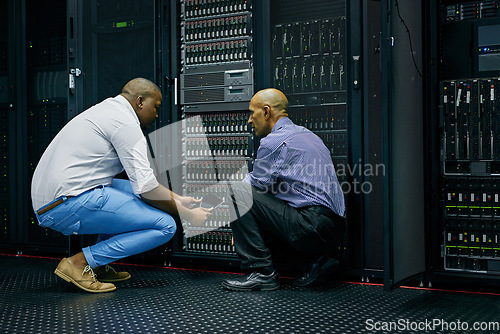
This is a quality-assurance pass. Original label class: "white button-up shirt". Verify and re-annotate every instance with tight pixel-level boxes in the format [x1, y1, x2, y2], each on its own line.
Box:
[31, 95, 159, 210]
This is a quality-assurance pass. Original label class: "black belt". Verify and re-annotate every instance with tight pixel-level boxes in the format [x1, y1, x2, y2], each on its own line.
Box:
[302, 205, 339, 219]
[313, 206, 338, 218]
[36, 196, 73, 215]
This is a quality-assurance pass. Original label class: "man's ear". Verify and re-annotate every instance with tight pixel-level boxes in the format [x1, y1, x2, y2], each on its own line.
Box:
[263, 105, 270, 119]
[136, 95, 144, 109]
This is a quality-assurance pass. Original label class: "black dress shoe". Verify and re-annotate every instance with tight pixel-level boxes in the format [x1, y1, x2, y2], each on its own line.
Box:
[293, 256, 339, 287]
[222, 271, 280, 291]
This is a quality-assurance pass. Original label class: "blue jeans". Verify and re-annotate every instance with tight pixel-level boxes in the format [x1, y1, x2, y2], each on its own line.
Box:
[34, 179, 177, 268]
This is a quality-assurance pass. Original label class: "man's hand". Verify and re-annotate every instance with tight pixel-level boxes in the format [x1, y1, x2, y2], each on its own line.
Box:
[141, 185, 211, 226]
[176, 196, 202, 209]
[185, 207, 213, 226]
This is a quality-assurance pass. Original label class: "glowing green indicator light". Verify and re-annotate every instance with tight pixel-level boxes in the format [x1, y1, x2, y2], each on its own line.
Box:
[116, 21, 127, 28]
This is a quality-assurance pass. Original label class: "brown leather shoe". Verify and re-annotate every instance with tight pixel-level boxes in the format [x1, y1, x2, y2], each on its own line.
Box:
[54, 258, 116, 293]
[94, 265, 131, 282]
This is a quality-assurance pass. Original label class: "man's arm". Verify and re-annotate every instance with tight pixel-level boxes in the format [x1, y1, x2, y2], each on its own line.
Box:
[140, 184, 210, 226]
[244, 144, 287, 190]
[110, 122, 210, 225]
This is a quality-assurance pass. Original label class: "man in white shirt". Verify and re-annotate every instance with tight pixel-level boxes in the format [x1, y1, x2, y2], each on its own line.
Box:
[31, 78, 211, 293]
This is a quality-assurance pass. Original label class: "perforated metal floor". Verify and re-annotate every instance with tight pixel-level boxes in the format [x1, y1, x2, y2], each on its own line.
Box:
[0, 255, 499, 333]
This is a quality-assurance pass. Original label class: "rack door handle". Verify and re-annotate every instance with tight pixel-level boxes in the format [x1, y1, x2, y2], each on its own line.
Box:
[353, 55, 360, 90]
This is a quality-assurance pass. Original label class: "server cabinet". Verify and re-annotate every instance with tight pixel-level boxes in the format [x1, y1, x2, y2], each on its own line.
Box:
[79, 0, 158, 110]
[168, 0, 255, 267]
[74, 0, 165, 264]
[267, 0, 358, 269]
[20, 0, 70, 254]
[427, 0, 500, 282]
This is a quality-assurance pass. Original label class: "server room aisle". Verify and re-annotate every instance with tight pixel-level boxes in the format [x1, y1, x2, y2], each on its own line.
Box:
[0, 255, 498, 333]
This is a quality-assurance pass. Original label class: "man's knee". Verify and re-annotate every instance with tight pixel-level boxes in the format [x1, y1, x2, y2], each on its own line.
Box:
[228, 182, 256, 207]
[226, 182, 255, 222]
[156, 214, 177, 240]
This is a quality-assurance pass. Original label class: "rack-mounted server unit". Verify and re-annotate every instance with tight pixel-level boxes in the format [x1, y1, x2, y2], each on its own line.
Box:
[437, 0, 500, 276]
[271, 16, 348, 183]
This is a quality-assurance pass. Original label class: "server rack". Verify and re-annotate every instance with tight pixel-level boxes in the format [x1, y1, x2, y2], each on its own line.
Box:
[269, 0, 351, 265]
[171, 0, 255, 265]
[270, 5, 348, 178]
[361, 0, 384, 275]
[75, 0, 165, 264]
[432, 0, 500, 278]
[80, 0, 157, 110]
[21, 0, 70, 254]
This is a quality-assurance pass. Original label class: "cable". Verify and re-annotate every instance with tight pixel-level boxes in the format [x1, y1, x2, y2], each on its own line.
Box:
[394, 0, 423, 78]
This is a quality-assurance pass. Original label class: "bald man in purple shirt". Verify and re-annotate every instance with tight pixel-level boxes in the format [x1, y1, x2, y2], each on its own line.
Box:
[222, 88, 346, 291]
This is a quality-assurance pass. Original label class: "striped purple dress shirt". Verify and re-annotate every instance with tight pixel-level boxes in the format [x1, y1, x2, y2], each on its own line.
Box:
[243, 117, 345, 217]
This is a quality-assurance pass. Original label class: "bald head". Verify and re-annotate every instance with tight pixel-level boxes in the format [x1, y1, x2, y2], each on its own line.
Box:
[251, 88, 289, 119]
[248, 88, 289, 137]
[121, 78, 161, 102]
[120, 78, 162, 130]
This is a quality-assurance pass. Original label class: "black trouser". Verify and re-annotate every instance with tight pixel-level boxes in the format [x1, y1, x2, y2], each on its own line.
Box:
[228, 182, 345, 271]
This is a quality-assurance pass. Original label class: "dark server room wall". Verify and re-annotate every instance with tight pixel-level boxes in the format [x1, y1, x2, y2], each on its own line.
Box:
[438, 0, 500, 274]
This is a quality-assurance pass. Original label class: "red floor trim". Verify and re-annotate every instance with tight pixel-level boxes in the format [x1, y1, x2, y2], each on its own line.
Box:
[0, 253, 244, 276]
[0, 253, 60, 260]
[399, 285, 500, 297]
[2, 253, 500, 295]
